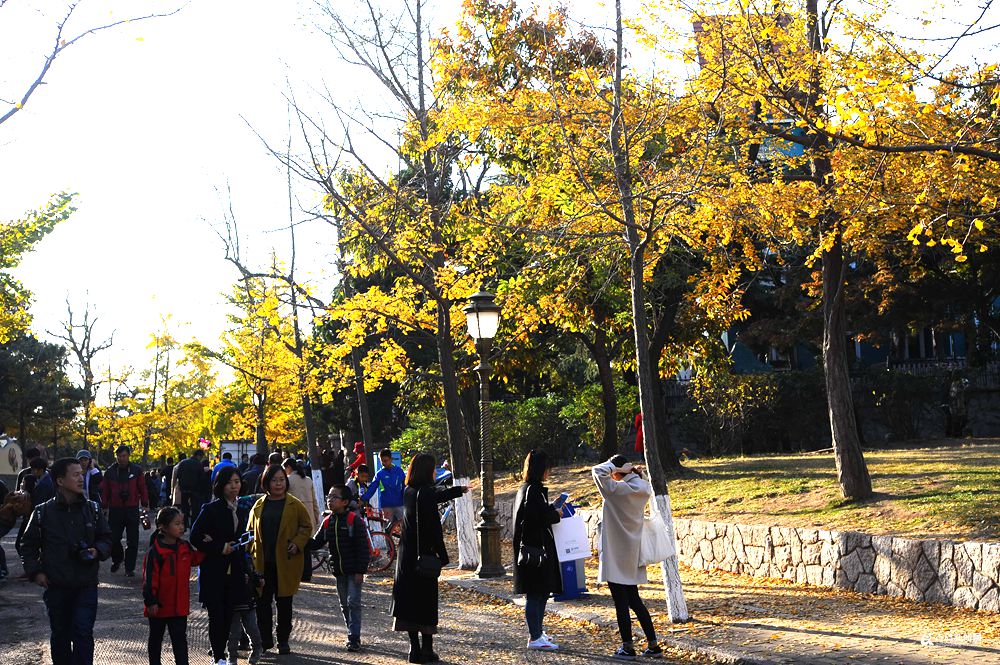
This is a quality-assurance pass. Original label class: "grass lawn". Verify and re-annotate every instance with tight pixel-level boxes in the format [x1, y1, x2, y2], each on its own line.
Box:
[493, 438, 1000, 541]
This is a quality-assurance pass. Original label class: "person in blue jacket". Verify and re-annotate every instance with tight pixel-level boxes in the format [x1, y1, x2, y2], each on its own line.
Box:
[360, 449, 406, 524]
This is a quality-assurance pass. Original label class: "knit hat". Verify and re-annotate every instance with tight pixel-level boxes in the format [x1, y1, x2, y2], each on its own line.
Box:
[75, 450, 92, 460]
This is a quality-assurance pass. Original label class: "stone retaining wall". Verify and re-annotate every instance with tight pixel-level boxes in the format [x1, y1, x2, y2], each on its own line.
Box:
[451, 502, 999, 614]
[673, 518, 1000, 613]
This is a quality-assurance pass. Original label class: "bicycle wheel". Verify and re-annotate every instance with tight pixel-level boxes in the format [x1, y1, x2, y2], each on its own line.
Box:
[367, 519, 395, 574]
[311, 548, 329, 572]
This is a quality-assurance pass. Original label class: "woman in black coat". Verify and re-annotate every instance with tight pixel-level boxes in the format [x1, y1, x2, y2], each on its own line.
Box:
[390, 453, 468, 663]
[512, 449, 563, 650]
[190, 466, 246, 665]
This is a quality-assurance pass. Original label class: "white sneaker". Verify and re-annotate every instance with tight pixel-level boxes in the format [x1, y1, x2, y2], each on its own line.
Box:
[543, 632, 556, 643]
[542, 635, 559, 649]
[527, 636, 558, 650]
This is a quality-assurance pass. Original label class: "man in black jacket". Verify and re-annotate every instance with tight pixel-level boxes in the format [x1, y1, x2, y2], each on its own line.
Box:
[21, 457, 112, 665]
[172, 448, 205, 526]
[309, 485, 370, 652]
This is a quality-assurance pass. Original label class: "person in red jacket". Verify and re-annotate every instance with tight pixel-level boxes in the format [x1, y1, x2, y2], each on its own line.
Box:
[143, 506, 205, 665]
[347, 442, 367, 478]
[102, 445, 150, 576]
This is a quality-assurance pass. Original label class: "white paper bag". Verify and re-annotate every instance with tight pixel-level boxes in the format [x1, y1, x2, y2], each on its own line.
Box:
[551, 513, 590, 562]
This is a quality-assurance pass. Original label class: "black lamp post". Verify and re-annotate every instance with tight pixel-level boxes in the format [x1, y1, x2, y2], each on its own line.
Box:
[464, 291, 505, 578]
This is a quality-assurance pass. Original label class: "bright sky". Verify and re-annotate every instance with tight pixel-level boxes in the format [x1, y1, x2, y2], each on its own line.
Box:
[1, 0, 996, 385]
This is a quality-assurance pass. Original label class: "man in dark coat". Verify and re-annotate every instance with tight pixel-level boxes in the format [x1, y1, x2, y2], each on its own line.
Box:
[240, 454, 267, 495]
[102, 445, 149, 576]
[173, 449, 206, 526]
[21, 457, 113, 665]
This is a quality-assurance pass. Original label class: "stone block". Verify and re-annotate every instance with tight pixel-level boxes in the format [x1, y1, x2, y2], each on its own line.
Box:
[912, 554, 938, 593]
[921, 540, 941, 569]
[982, 543, 1000, 583]
[891, 537, 922, 567]
[973, 571, 993, 599]
[884, 580, 905, 598]
[795, 563, 807, 584]
[732, 527, 747, 561]
[904, 580, 923, 602]
[856, 546, 876, 574]
[822, 566, 835, 586]
[712, 536, 726, 562]
[855, 573, 878, 594]
[953, 586, 978, 610]
[964, 541, 984, 572]
[978, 587, 999, 613]
[790, 541, 802, 566]
[746, 525, 769, 548]
[874, 553, 893, 587]
[871, 535, 893, 559]
[954, 545, 975, 587]
[838, 549, 864, 585]
[924, 581, 948, 605]
[770, 527, 785, 547]
[691, 551, 704, 569]
[705, 521, 718, 540]
[806, 564, 825, 586]
[773, 545, 792, 572]
[746, 545, 765, 570]
[802, 541, 823, 565]
[841, 530, 871, 555]
[800, 528, 819, 545]
[939, 557, 958, 597]
[699, 539, 713, 562]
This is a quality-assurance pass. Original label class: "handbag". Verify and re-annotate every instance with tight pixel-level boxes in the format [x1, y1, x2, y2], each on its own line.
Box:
[516, 485, 547, 568]
[638, 514, 675, 566]
[414, 487, 443, 579]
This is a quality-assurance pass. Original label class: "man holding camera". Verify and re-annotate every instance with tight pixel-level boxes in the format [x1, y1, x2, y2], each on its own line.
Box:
[21, 457, 112, 665]
[101, 445, 149, 576]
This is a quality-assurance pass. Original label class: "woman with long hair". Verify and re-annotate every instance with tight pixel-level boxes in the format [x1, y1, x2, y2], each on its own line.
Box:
[190, 466, 245, 665]
[512, 449, 564, 650]
[390, 453, 469, 663]
[247, 464, 313, 655]
[592, 455, 663, 660]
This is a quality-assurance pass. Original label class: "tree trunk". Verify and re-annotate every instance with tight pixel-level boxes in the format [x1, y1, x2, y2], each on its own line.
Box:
[349, 347, 375, 469]
[255, 390, 268, 455]
[436, 304, 479, 570]
[611, 0, 687, 621]
[591, 331, 620, 459]
[648, 304, 682, 472]
[806, 0, 872, 501]
[822, 233, 873, 499]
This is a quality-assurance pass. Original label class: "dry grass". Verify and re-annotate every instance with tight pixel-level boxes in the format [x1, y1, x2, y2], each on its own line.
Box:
[491, 439, 1000, 540]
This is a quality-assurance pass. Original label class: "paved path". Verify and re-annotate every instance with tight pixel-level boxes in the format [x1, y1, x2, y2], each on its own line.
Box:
[0, 531, 695, 664]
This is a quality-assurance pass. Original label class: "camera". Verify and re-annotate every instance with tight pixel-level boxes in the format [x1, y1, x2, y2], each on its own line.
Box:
[74, 540, 96, 562]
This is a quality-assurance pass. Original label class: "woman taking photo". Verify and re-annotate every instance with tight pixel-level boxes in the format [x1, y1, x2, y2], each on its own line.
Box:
[390, 453, 469, 663]
[247, 464, 313, 655]
[512, 449, 564, 651]
[282, 458, 318, 532]
[592, 455, 663, 661]
[190, 466, 245, 665]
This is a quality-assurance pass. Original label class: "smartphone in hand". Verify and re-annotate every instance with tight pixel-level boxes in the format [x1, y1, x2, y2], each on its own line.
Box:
[553, 492, 569, 508]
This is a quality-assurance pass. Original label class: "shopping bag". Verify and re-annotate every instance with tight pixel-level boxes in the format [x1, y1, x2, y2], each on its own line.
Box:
[638, 515, 675, 566]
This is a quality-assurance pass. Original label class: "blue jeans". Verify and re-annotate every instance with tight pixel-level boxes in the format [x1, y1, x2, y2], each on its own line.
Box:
[524, 592, 548, 641]
[44, 584, 98, 665]
[335, 574, 364, 642]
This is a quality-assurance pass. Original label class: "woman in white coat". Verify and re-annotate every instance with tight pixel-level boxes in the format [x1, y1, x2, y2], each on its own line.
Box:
[593, 455, 662, 661]
[282, 459, 318, 531]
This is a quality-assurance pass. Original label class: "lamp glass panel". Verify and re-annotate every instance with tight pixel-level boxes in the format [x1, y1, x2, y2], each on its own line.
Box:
[476, 309, 500, 339]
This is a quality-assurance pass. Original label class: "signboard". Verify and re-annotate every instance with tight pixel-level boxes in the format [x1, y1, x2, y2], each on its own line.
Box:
[311, 469, 325, 522]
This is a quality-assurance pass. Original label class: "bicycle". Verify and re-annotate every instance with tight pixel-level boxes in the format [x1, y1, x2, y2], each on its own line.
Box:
[310, 507, 401, 575]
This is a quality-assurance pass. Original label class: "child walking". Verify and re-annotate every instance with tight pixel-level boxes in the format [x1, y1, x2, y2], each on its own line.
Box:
[143, 506, 205, 665]
[309, 485, 371, 652]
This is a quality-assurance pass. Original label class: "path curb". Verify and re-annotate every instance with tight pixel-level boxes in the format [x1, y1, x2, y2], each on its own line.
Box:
[442, 575, 779, 665]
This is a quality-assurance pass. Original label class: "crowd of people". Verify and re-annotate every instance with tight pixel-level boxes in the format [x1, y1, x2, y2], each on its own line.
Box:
[0, 441, 666, 665]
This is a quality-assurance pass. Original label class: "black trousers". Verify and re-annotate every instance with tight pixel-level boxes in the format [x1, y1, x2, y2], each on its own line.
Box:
[148, 616, 188, 665]
[205, 601, 235, 661]
[178, 491, 202, 527]
[108, 507, 140, 573]
[256, 561, 293, 648]
[607, 582, 657, 646]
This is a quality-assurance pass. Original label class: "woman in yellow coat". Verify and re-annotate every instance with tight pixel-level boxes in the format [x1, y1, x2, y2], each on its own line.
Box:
[247, 464, 313, 655]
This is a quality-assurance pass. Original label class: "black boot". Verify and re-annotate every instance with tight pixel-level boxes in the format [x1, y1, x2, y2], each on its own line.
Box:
[408, 632, 424, 663]
[421, 634, 439, 663]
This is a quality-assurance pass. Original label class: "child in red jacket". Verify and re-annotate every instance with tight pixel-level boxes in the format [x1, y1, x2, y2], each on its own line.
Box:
[143, 506, 205, 665]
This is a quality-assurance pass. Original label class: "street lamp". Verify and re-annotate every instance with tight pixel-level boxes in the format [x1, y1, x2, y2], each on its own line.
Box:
[464, 291, 505, 578]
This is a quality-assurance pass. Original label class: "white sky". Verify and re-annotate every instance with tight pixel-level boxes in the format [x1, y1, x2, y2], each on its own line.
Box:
[1, 0, 996, 385]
